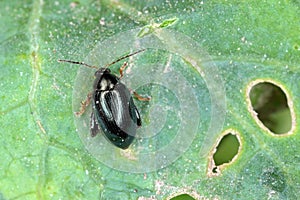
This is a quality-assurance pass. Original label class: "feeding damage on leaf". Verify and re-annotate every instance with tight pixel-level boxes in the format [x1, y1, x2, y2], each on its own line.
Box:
[246, 79, 296, 136]
[207, 129, 242, 177]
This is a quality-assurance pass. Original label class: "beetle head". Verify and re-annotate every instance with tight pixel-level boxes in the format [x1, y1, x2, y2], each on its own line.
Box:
[93, 68, 118, 90]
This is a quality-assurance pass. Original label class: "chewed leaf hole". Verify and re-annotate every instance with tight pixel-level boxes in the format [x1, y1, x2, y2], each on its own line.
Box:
[169, 194, 195, 200]
[207, 130, 241, 177]
[247, 80, 294, 135]
[213, 133, 240, 166]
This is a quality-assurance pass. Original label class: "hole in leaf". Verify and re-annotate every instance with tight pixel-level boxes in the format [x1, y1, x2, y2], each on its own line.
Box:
[212, 167, 218, 173]
[249, 81, 292, 134]
[213, 133, 240, 166]
[207, 130, 241, 177]
[169, 194, 195, 200]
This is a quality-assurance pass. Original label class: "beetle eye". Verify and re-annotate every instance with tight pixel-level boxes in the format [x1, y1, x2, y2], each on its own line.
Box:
[94, 71, 100, 76]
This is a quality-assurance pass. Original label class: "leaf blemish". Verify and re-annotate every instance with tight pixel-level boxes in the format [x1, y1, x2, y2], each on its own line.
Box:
[137, 17, 178, 37]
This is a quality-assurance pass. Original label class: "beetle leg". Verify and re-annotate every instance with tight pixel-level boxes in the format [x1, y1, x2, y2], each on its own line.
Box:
[133, 91, 151, 101]
[90, 112, 100, 137]
[75, 92, 92, 116]
[119, 62, 128, 79]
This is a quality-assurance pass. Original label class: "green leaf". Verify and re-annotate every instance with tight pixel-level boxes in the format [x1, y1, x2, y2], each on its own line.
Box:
[1, 0, 299, 199]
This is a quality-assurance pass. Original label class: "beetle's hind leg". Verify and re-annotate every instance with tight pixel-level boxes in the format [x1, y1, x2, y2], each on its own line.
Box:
[75, 92, 92, 116]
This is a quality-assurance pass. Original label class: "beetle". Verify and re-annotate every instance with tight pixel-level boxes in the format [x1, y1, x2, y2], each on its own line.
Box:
[58, 49, 150, 149]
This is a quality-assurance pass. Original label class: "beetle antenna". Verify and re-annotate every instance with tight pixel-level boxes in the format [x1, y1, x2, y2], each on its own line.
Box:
[57, 59, 98, 69]
[104, 49, 146, 68]
[58, 49, 146, 69]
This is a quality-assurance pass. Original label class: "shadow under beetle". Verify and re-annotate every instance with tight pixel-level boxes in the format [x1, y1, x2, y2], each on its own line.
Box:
[58, 49, 150, 149]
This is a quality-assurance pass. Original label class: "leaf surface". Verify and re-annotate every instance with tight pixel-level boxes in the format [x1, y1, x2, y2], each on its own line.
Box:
[0, 0, 299, 199]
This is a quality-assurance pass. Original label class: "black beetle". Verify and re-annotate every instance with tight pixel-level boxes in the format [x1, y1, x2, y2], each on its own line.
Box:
[58, 49, 149, 149]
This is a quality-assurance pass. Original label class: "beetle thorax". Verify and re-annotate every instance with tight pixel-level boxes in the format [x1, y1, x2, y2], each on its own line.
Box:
[99, 78, 115, 90]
